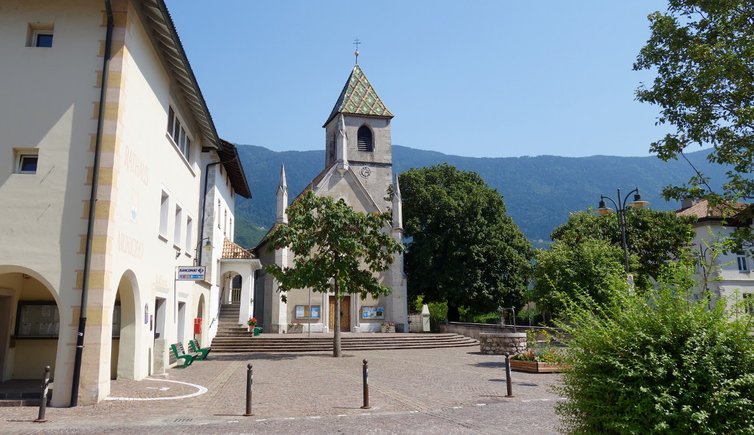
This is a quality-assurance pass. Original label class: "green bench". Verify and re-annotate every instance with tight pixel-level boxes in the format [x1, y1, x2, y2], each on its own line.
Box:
[188, 339, 211, 360]
[170, 342, 200, 368]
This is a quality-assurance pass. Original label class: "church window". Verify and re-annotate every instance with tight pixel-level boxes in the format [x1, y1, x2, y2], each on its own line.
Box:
[357, 125, 373, 152]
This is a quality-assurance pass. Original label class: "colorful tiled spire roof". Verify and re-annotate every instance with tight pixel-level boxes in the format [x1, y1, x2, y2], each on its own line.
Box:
[324, 64, 393, 126]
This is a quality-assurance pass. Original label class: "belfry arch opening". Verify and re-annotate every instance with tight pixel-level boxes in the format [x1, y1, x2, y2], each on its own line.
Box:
[357, 125, 373, 152]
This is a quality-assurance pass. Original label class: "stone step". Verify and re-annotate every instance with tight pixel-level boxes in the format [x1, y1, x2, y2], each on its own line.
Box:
[209, 333, 478, 353]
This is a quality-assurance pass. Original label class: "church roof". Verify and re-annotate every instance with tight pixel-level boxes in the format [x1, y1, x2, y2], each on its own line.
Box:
[323, 64, 393, 127]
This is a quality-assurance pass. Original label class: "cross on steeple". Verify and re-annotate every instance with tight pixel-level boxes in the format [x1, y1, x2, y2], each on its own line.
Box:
[353, 38, 361, 64]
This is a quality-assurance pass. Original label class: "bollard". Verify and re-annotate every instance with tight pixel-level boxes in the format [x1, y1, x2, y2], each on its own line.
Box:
[360, 359, 370, 409]
[35, 365, 51, 423]
[504, 353, 513, 398]
[244, 363, 253, 416]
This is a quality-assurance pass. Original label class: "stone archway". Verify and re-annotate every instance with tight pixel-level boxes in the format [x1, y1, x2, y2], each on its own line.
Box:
[111, 271, 140, 380]
[0, 266, 61, 384]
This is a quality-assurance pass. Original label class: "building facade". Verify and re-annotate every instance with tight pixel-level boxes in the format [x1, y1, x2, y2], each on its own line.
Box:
[677, 199, 754, 313]
[0, 0, 253, 406]
[254, 63, 408, 334]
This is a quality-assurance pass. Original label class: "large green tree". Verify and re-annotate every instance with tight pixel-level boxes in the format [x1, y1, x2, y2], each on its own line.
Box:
[551, 208, 695, 288]
[635, 0, 754, 250]
[265, 191, 403, 357]
[532, 239, 627, 323]
[400, 164, 532, 321]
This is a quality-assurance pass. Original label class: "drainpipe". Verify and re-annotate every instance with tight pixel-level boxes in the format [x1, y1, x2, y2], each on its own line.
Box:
[71, 0, 113, 407]
[197, 158, 238, 266]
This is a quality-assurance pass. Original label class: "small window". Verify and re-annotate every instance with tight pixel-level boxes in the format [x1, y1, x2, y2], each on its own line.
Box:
[357, 125, 373, 152]
[217, 200, 221, 229]
[174, 205, 183, 246]
[16, 152, 39, 174]
[737, 254, 749, 272]
[159, 191, 169, 239]
[27, 23, 54, 48]
[167, 105, 191, 160]
[223, 209, 228, 237]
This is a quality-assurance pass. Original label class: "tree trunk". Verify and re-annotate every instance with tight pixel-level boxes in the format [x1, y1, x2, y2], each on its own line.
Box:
[447, 303, 460, 322]
[333, 281, 342, 357]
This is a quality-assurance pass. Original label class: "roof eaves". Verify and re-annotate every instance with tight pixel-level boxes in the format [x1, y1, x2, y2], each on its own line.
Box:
[141, 0, 220, 150]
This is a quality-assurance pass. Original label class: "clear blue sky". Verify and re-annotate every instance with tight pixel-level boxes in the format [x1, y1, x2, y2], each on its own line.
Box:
[166, 0, 669, 158]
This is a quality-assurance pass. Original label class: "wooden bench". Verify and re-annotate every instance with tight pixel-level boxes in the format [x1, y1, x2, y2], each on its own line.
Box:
[170, 343, 199, 368]
[188, 339, 211, 360]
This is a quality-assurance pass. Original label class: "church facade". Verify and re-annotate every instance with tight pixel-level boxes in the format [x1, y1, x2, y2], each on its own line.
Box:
[254, 63, 408, 333]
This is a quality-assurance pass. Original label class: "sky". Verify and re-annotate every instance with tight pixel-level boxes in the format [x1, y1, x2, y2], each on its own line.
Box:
[165, 0, 670, 158]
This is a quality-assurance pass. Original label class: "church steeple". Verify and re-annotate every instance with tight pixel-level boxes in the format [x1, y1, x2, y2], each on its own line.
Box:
[392, 177, 403, 231]
[323, 64, 393, 128]
[276, 165, 288, 224]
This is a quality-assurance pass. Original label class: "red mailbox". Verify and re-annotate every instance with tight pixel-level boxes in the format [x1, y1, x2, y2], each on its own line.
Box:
[193, 317, 202, 334]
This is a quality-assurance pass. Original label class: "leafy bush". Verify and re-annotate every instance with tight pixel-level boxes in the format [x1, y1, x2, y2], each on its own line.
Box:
[556, 264, 754, 434]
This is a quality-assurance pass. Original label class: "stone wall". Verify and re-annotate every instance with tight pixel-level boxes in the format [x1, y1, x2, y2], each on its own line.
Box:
[479, 333, 527, 355]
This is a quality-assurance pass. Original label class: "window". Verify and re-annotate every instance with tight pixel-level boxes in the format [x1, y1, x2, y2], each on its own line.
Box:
[174, 205, 183, 246]
[15, 150, 38, 174]
[737, 254, 749, 272]
[185, 216, 193, 253]
[744, 294, 754, 315]
[217, 200, 221, 228]
[229, 218, 233, 240]
[223, 209, 228, 237]
[357, 125, 373, 152]
[159, 190, 169, 239]
[27, 23, 53, 47]
[167, 106, 191, 160]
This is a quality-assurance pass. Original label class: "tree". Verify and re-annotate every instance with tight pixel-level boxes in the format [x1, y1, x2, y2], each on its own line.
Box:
[556, 263, 754, 433]
[551, 208, 695, 288]
[265, 191, 403, 357]
[532, 239, 627, 322]
[400, 164, 532, 321]
[634, 0, 754, 251]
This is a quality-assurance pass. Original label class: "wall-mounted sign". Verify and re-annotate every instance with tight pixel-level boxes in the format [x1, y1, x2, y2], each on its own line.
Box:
[361, 306, 385, 320]
[295, 305, 321, 320]
[176, 266, 206, 281]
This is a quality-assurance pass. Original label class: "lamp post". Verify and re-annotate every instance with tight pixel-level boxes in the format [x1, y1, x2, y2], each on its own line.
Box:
[597, 188, 648, 273]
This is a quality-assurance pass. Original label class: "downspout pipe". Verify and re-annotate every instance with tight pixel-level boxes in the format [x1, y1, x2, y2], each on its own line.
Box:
[71, 0, 113, 407]
[197, 157, 239, 266]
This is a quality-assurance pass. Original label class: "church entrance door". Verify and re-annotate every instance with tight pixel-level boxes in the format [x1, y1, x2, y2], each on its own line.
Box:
[328, 295, 351, 332]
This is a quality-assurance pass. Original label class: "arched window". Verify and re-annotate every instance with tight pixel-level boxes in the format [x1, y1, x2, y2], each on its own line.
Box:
[357, 125, 373, 152]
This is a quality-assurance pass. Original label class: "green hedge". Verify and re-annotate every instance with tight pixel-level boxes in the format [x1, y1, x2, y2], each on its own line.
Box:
[557, 264, 754, 434]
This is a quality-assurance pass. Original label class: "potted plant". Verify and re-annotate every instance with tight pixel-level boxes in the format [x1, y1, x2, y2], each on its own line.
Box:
[247, 316, 257, 333]
[510, 330, 567, 373]
[381, 322, 395, 333]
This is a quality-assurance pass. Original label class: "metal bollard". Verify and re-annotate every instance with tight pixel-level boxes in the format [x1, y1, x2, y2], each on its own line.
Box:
[360, 359, 370, 409]
[35, 365, 51, 423]
[504, 353, 513, 398]
[244, 363, 253, 416]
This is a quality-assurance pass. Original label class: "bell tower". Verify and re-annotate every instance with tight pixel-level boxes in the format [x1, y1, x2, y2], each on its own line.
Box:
[323, 63, 394, 211]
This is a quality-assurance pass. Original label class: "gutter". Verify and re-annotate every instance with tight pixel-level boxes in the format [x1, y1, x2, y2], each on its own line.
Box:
[71, 0, 113, 407]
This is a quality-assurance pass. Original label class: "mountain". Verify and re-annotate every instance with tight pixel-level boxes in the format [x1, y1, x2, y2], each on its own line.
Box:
[234, 144, 725, 248]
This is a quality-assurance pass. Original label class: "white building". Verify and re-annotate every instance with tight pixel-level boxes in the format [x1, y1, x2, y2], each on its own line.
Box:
[0, 0, 255, 406]
[677, 199, 754, 313]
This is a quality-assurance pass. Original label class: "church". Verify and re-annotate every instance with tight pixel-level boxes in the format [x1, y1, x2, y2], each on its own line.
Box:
[254, 60, 408, 334]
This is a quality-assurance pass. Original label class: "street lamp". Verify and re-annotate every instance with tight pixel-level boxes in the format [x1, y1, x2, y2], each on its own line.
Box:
[597, 187, 648, 273]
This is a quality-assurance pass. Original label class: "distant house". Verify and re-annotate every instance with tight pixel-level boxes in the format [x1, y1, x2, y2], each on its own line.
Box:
[677, 199, 754, 313]
[0, 0, 255, 406]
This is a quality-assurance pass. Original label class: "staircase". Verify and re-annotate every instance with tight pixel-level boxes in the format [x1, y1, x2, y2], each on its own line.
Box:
[211, 305, 479, 352]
